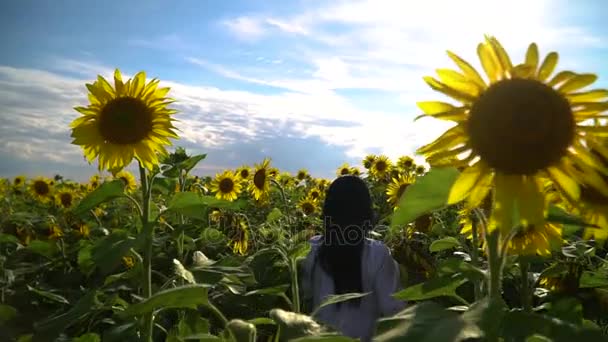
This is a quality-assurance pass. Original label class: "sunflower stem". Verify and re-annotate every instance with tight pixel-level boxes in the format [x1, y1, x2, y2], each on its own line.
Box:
[520, 258, 532, 312]
[139, 165, 154, 342]
[470, 212, 482, 300]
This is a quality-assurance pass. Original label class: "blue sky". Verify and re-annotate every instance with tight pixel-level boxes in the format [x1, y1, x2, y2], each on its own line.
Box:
[1, 0, 607, 180]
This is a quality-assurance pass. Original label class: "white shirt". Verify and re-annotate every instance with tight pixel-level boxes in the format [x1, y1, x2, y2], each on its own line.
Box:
[300, 235, 406, 341]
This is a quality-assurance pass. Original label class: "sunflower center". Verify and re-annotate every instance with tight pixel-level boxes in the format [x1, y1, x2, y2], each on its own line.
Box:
[98, 97, 154, 145]
[219, 178, 234, 193]
[340, 168, 350, 175]
[376, 161, 388, 172]
[302, 202, 315, 215]
[467, 78, 574, 174]
[60, 193, 73, 207]
[404, 160, 413, 168]
[297, 172, 306, 180]
[15, 178, 22, 185]
[310, 191, 320, 199]
[240, 169, 249, 178]
[253, 169, 266, 189]
[33, 180, 50, 195]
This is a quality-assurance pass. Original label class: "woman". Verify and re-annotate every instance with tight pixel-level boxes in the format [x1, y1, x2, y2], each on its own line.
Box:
[300, 175, 406, 341]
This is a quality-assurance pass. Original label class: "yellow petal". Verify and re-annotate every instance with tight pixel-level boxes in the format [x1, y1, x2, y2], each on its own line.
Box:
[493, 174, 521, 234]
[114, 69, 124, 95]
[467, 165, 494, 208]
[426, 145, 470, 164]
[97, 75, 115, 98]
[131, 71, 147, 97]
[477, 42, 500, 83]
[525, 43, 539, 71]
[547, 71, 576, 87]
[417, 101, 456, 114]
[537, 52, 558, 81]
[446, 51, 487, 89]
[546, 165, 580, 203]
[417, 126, 466, 155]
[558, 73, 598, 93]
[448, 161, 486, 205]
[517, 176, 545, 226]
[566, 89, 608, 103]
[487, 36, 513, 74]
[436, 69, 482, 97]
[511, 64, 534, 79]
[423, 76, 477, 104]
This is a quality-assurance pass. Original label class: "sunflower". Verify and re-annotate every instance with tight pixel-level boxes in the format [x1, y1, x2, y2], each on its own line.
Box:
[48, 224, 64, 239]
[73, 223, 90, 238]
[122, 256, 136, 269]
[13, 175, 26, 187]
[29, 177, 53, 203]
[397, 156, 415, 171]
[249, 158, 271, 200]
[363, 155, 377, 169]
[70, 69, 179, 172]
[386, 174, 415, 208]
[269, 168, 280, 178]
[296, 169, 309, 182]
[458, 207, 484, 241]
[277, 172, 293, 188]
[308, 187, 322, 201]
[237, 166, 251, 180]
[416, 36, 608, 237]
[55, 190, 77, 209]
[209, 209, 222, 224]
[371, 155, 392, 179]
[229, 216, 249, 255]
[298, 196, 319, 216]
[88, 175, 101, 192]
[336, 163, 351, 177]
[507, 223, 563, 256]
[350, 167, 361, 176]
[415, 165, 426, 175]
[114, 170, 138, 192]
[317, 179, 329, 192]
[210, 171, 242, 201]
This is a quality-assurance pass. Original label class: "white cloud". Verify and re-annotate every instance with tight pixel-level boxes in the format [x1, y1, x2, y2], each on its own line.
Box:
[224, 16, 267, 41]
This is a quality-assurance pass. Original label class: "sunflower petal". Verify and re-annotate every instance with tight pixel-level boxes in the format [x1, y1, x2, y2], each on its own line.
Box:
[558, 73, 598, 93]
[547, 71, 576, 87]
[537, 52, 558, 81]
[131, 71, 147, 97]
[518, 177, 545, 226]
[492, 174, 521, 234]
[446, 51, 487, 89]
[525, 43, 539, 71]
[468, 167, 494, 208]
[487, 36, 513, 74]
[417, 126, 466, 155]
[436, 69, 482, 97]
[477, 42, 500, 83]
[546, 165, 580, 203]
[417, 101, 456, 114]
[114, 69, 124, 95]
[567, 89, 608, 103]
[447, 161, 486, 205]
[512, 64, 534, 79]
[423, 76, 477, 103]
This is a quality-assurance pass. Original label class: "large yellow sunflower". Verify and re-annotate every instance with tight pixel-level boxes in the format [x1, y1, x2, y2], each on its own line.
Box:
[29, 177, 54, 203]
[55, 190, 77, 209]
[371, 155, 392, 179]
[114, 170, 138, 192]
[249, 158, 271, 200]
[70, 69, 179, 172]
[298, 196, 320, 216]
[386, 174, 416, 208]
[416, 36, 608, 236]
[363, 155, 377, 169]
[210, 171, 242, 202]
[336, 163, 351, 177]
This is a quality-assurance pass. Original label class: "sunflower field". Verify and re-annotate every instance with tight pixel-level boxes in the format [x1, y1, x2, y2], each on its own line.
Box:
[2, 36, 608, 342]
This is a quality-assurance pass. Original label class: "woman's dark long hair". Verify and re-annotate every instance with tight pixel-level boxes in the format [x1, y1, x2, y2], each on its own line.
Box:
[317, 175, 373, 304]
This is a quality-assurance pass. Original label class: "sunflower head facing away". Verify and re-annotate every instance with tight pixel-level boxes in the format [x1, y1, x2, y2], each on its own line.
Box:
[29, 177, 54, 203]
[210, 170, 242, 202]
[114, 170, 138, 192]
[70, 69, 179, 172]
[416, 35, 608, 234]
[249, 158, 271, 200]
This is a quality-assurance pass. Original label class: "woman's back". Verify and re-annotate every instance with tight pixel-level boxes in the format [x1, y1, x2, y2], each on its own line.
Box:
[301, 235, 405, 341]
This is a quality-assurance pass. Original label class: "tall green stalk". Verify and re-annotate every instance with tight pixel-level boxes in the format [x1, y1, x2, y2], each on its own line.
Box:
[139, 165, 154, 342]
[520, 259, 532, 312]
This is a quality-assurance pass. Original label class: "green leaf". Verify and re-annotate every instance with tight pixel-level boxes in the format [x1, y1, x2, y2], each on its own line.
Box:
[167, 192, 240, 220]
[393, 274, 468, 303]
[177, 311, 210, 337]
[502, 310, 608, 341]
[291, 336, 356, 342]
[311, 293, 370, 317]
[181, 154, 207, 173]
[120, 285, 209, 317]
[247, 317, 277, 325]
[227, 319, 257, 342]
[547, 297, 583, 325]
[245, 285, 289, 296]
[72, 333, 101, 342]
[0, 304, 17, 323]
[429, 237, 461, 252]
[27, 286, 69, 304]
[26, 240, 58, 259]
[77, 243, 95, 275]
[546, 205, 597, 228]
[374, 301, 482, 342]
[267, 208, 283, 223]
[91, 230, 141, 275]
[0, 233, 20, 244]
[180, 333, 222, 341]
[579, 271, 608, 288]
[33, 290, 98, 341]
[288, 241, 311, 261]
[73, 180, 125, 216]
[391, 167, 460, 228]
[436, 258, 485, 283]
